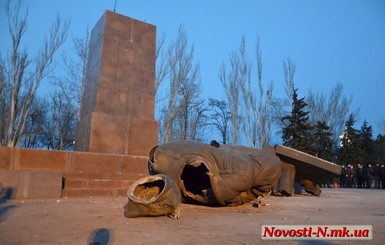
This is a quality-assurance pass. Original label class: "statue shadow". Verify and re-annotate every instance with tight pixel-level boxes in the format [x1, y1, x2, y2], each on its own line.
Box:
[371, 212, 385, 218]
[0, 184, 16, 222]
[88, 228, 114, 245]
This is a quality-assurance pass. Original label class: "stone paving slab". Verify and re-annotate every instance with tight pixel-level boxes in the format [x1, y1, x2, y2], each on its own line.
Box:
[0, 188, 384, 244]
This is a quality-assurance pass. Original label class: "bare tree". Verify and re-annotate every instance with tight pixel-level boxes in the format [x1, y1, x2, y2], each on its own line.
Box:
[236, 37, 255, 147]
[18, 29, 89, 150]
[158, 25, 202, 143]
[0, 62, 6, 144]
[208, 98, 230, 144]
[42, 90, 77, 150]
[0, 0, 69, 147]
[159, 25, 189, 143]
[269, 57, 296, 142]
[306, 83, 353, 147]
[219, 51, 241, 145]
[42, 30, 90, 150]
[283, 57, 296, 106]
[155, 32, 168, 97]
[187, 100, 208, 141]
[269, 96, 289, 144]
[63, 29, 89, 109]
[220, 36, 273, 148]
[54, 28, 90, 117]
[19, 96, 47, 148]
[253, 37, 273, 147]
[174, 78, 207, 141]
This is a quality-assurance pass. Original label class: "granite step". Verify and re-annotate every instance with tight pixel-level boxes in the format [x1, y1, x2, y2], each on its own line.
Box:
[61, 172, 146, 197]
[63, 172, 147, 181]
[61, 188, 127, 197]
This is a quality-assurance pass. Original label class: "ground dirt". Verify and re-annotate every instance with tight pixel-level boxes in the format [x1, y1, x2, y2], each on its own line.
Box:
[0, 188, 384, 245]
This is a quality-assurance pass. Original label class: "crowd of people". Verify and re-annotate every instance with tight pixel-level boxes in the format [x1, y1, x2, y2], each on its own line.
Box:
[340, 163, 385, 189]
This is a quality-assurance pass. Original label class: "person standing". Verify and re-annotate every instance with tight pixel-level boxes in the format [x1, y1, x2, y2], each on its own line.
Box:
[346, 164, 354, 188]
[379, 164, 385, 190]
[355, 164, 363, 188]
[363, 164, 373, 189]
[340, 165, 346, 188]
[373, 164, 381, 189]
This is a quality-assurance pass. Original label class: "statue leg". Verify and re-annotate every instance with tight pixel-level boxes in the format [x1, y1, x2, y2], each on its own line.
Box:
[273, 163, 295, 196]
[299, 179, 322, 196]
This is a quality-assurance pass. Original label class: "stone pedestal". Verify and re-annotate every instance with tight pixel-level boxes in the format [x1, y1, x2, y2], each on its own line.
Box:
[0, 170, 63, 199]
[75, 11, 158, 155]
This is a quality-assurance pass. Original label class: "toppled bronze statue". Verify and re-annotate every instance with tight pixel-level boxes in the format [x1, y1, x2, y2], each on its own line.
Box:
[125, 174, 181, 219]
[126, 140, 341, 219]
[148, 141, 282, 206]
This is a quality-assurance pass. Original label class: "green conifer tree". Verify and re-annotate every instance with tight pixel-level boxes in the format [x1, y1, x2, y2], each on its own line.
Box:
[374, 134, 385, 163]
[338, 114, 361, 165]
[358, 120, 375, 164]
[281, 88, 315, 155]
[314, 121, 334, 162]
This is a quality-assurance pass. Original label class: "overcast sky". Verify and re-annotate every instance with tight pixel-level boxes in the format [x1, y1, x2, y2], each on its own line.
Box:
[1, 0, 384, 138]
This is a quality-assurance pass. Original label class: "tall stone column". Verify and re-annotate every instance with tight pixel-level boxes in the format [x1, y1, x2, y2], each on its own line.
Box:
[75, 10, 158, 155]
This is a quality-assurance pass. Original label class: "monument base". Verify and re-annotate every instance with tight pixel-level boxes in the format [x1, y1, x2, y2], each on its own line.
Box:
[0, 147, 149, 198]
[76, 112, 158, 155]
[0, 170, 62, 199]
